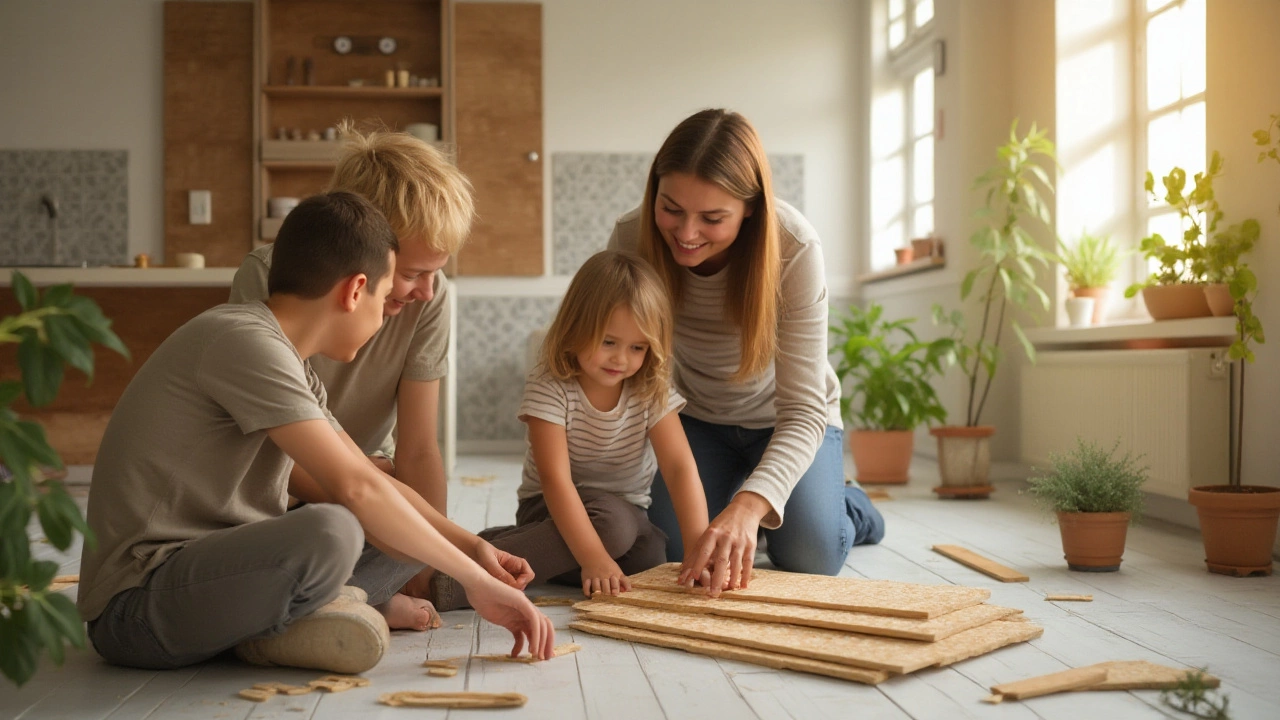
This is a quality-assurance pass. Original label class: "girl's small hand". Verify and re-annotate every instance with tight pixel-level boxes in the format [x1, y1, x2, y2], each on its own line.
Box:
[581, 559, 632, 598]
[474, 540, 536, 589]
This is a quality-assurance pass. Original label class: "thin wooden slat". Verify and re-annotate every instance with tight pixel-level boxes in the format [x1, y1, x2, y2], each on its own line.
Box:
[990, 666, 1110, 700]
[591, 588, 1022, 642]
[569, 620, 891, 685]
[1045, 594, 1093, 602]
[931, 544, 1030, 582]
[1085, 661, 1220, 691]
[574, 601, 1043, 675]
[628, 562, 990, 619]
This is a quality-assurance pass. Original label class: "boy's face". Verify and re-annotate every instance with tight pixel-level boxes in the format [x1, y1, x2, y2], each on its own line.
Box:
[333, 251, 396, 362]
[386, 242, 451, 316]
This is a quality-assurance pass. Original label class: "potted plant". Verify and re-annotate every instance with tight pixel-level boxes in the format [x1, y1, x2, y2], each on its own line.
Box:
[1187, 114, 1279, 577]
[930, 120, 1054, 498]
[1054, 231, 1123, 325]
[1203, 218, 1260, 316]
[830, 303, 955, 484]
[1026, 438, 1148, 572]
[1, 271, 128, 686]
[1123, 154, 1221, 319]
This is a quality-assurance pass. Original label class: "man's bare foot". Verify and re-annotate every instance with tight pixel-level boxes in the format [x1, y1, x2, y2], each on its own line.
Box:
[400, 567, 436, 600]
[379, 593, 441, 631]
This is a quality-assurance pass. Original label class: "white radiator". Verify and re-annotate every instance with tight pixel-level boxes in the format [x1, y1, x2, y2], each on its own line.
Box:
[1020, 348, 1231, 499]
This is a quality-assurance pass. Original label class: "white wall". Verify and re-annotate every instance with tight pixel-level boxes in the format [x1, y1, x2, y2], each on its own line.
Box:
[1207, 0, 1280, 493]
[1, 0, 865, 287]
[0, 0, 167, 260]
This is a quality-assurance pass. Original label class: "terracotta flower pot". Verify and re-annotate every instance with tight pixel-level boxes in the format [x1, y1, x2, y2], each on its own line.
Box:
[1056, 511, 1130, 572]
[849, 429, 914, 484]
[1141, 284, 1212, 320]
[910, 237, 936, 259]
[1188, 485, 1280, 577]
[1203, 283, 1234, 317]
[1071, 286, 1110, 325]
[894, 247, 914, 265]
[929, 426, 995, 498]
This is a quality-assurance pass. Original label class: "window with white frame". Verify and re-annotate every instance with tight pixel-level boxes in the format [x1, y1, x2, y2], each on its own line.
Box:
[887, 0, 935, 53]
[870, 59, 935, 272]
[1138, 0, 1206, 274]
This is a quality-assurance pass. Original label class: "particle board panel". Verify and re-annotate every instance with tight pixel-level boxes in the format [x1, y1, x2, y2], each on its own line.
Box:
[573, 602, 1043, 675]
[628, 562, 990, 619]
[569, 620, 891, 686]
[591, 588, 1022, 642]
[931, 544, 1030, 582]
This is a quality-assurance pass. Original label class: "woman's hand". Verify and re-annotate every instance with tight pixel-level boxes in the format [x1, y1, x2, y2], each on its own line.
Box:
[580, 558, 632, 597]
[464, 578, 556, 659]
[473, 539, 535, 590]
[679, 492, 771, 597]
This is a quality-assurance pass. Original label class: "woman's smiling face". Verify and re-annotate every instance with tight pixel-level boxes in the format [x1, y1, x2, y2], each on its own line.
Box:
[653, 172, 751, 275]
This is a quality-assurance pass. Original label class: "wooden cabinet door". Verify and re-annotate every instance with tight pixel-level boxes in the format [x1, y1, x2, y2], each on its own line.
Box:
[454, 2, 543, 276]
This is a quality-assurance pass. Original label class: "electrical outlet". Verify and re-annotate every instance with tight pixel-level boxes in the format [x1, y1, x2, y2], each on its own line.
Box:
[189, 190, 212, 225]
[1208, 350, 1229, 378]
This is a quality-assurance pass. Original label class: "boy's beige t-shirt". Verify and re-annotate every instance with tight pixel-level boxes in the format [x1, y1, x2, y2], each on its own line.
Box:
[77, 302, 342, 622]
[229, 244, 451, 456]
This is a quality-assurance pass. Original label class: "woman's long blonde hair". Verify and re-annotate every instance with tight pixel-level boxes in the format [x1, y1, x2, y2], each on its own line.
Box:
[637, 109, 780, 381]
[541, 251, 674, 411]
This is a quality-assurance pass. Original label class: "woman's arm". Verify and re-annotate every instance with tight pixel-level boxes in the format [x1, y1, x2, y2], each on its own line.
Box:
[394, 378, 447, 513]
[527, 417, 631, 597]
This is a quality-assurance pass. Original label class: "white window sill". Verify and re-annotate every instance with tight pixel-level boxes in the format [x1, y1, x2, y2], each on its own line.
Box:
[1024, 316, 1236, 350]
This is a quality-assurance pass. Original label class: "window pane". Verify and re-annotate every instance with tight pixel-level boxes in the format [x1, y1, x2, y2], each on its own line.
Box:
[1146, 7, 1181, 110]
[871, 157, 905, 227]
[1181, 0, 1206, 98]
[871, 89, 905, 158]
[915, 0, 934, 27]
[889, 0, 905, 20]
[913, 204, 934, 238]
[912, 68, 933, 137]
[873, 222, 905, 271]
[1145, 211, 1185, 275]
[1147, 101, 1206, 200]
[913, 136, 934, 204]
[889, 19, 906, 49]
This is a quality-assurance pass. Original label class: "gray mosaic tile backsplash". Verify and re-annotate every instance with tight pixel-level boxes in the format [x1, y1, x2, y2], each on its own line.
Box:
[551, 152, 805, 276]
[457, 295, 562, 442]
[0, 150, 129, 267]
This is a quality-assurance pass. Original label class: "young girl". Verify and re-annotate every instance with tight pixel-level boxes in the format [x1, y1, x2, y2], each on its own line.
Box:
[609, 109, 886, 595]
[432, 250, 712, 605]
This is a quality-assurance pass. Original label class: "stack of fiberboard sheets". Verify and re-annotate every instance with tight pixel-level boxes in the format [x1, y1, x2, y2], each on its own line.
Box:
[570, 563, 1041, 685]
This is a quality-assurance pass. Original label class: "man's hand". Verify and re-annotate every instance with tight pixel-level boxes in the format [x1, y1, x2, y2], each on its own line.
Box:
[473, 539, 535, 589]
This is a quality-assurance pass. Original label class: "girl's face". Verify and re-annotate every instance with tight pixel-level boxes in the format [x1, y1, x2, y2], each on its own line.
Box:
[654, 172, 752, 275]
[575, 306, 650, 393]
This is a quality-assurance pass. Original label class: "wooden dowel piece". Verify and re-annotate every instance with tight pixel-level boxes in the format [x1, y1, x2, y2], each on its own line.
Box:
[931, 545, 1029, 582]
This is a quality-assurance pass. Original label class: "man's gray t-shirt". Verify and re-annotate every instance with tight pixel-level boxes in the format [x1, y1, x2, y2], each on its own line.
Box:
[229, 244, 451, 457]
[77, 302, 341, 621]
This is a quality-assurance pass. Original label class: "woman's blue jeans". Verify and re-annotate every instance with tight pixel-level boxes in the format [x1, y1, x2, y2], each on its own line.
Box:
[648, 414, 885, 576]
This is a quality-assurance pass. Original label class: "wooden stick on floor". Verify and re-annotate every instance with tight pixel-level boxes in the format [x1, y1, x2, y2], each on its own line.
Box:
[931, 545, 1029, 583]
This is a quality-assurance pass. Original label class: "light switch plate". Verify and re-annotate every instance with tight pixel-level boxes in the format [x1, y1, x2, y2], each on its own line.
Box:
[189, 190, 212, 225]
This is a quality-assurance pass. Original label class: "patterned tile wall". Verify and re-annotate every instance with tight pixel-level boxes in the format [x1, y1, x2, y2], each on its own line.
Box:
[457, 295, 562, 442]
[551, 152, 805, 276]
[0, 150, 129, 267]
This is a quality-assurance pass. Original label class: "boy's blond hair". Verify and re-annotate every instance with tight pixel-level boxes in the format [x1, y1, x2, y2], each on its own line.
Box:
[328, 120, 475, 255]
[540, 251, 674, 412]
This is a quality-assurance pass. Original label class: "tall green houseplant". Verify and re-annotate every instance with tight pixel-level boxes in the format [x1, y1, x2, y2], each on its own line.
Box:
[936, 120, 1055, 428]
[1, 271, 128, 686]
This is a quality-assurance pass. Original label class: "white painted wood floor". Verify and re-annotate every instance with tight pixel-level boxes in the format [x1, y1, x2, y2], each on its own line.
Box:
[5, 454, 1279, 720]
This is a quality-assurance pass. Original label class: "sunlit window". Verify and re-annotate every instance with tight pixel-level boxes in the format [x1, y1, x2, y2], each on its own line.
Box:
[1140, 0, 1206, 273]
[870, 65, 935, 270]
[887, 0, 935, 53]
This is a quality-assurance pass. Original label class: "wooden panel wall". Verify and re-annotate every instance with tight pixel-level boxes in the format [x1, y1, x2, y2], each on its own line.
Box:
[163, 1, 255, 267]
[454, 2, 544, 276]
[0, 287, 229, 464]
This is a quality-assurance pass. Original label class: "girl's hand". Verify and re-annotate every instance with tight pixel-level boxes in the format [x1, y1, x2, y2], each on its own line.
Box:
[464, 578, 556, 660]
[581, 558, 632, 597]
[473, 539, 535, 589]
[680, 492, 771, 597]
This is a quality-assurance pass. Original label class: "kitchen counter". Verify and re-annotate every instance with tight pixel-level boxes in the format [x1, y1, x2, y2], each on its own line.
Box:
[0, 267, 237, 287]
